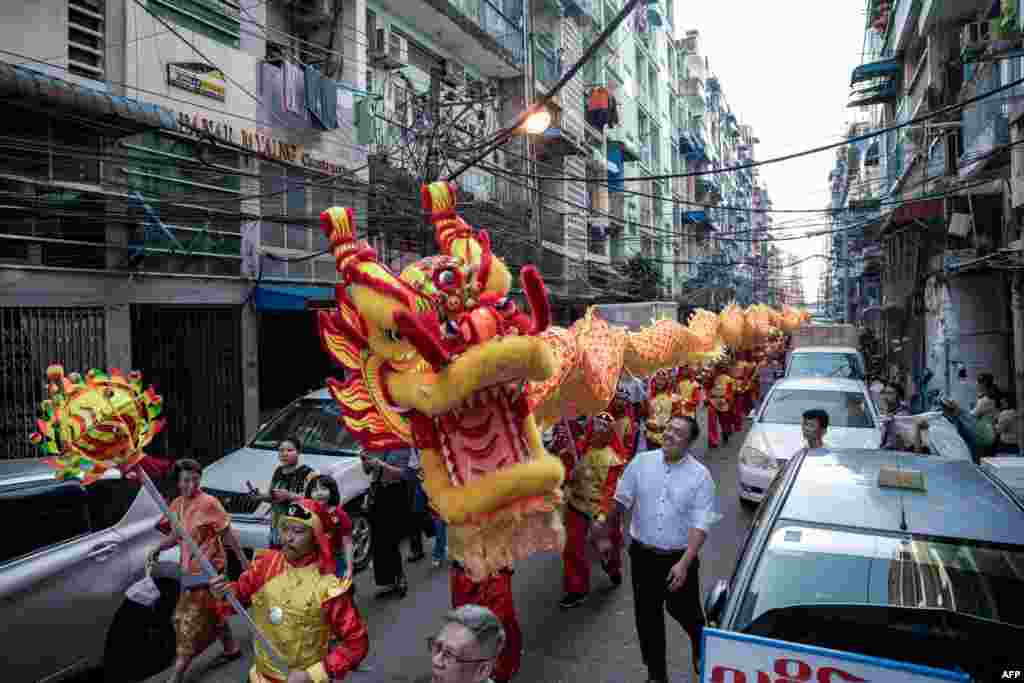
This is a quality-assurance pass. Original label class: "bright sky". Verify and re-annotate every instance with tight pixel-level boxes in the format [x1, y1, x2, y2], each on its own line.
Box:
[671, 0, 868, 305]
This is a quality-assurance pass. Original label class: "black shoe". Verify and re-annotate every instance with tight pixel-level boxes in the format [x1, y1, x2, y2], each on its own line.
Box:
[558, 592, 587, 608]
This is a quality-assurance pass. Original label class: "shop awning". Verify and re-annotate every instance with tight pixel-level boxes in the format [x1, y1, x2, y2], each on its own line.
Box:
[0, 61, 177, 136]
[255, 285, 335, 311]
[850, 57, 901, 86]
[848, 80, 900, 107]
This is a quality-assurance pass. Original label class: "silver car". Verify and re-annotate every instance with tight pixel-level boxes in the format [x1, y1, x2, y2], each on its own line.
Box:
[0, 458, 182, 682]
[737, 377, 882, 504]
[200, 389, 374, 571]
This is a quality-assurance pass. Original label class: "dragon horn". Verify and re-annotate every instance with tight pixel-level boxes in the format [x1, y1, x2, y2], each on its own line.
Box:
[320, 207, 371, 275]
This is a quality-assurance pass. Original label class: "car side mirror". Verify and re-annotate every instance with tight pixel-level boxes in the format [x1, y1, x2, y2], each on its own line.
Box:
[704, 579, 729, 626]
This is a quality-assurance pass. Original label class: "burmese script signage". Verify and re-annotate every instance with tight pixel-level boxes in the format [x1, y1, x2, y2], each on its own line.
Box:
[172, 111, 347, 176]
[701, 629, 968, 683]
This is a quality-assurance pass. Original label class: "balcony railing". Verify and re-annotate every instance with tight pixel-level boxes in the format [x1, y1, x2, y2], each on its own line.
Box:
[534, 45, 560, 90]
[959, 62, 1017, 178]
[455, 0, 525, 65]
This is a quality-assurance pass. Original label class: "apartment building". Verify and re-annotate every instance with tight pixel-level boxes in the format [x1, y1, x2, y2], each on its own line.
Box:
[843, 0, 1024, 409]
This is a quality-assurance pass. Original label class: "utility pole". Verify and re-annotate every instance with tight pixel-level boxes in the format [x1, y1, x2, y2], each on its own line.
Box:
[423, 63, 443, 257]
[841, 216, 849, 323]
[523, 0, 543, 267]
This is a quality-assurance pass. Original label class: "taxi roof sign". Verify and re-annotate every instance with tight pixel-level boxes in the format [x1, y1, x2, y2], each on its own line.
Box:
[878, 465, 926, 491]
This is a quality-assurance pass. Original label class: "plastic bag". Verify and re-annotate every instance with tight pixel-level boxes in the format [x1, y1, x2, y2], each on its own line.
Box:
[125, 564, 161, 607]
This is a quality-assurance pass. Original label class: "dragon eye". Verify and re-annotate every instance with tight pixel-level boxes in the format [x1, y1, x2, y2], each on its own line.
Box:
[434, 267, 462, 291]
[385, 328, 403, 343]
[442, 319, 461, 339]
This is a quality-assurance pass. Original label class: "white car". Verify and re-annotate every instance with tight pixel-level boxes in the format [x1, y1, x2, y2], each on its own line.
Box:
[200, 389, 374, 571]
[785, 346, 866, 381]
[737, 377, 882, 505]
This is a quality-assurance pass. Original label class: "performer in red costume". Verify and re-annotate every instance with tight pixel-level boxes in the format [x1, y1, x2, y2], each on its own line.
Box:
[609, 384, 640, 461]
[559, 412, 626, 609]
[449, 565, 521, 683]
[675, 366, 703, 419]
[211, 499, 368, 683]
[705, 362, 737, 449]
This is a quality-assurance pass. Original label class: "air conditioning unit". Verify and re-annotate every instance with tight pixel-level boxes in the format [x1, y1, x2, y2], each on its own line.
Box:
[961, 21, 993, 54]
[441, 60, 465, 88]
[371, 27, 407, 69]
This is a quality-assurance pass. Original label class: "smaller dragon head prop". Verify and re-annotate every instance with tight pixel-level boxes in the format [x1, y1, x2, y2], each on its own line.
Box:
[317, 183, 563, 580]
[29, 365, 164, 483]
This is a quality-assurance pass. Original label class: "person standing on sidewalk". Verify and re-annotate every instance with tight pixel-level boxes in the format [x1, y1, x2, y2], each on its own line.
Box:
[600, 416, 720, 683]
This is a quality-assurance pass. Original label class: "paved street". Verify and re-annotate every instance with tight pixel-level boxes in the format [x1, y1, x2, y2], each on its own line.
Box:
[132, 429, 754, 683]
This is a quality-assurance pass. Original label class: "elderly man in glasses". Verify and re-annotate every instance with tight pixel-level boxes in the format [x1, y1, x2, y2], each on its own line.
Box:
[429, 605, 507, 683]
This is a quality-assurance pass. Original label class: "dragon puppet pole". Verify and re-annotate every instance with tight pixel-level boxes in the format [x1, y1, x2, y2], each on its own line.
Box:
[134, 468, 292, 675]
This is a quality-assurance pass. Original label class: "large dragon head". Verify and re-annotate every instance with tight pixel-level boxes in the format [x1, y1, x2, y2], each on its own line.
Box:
[317, 183, 564, 579]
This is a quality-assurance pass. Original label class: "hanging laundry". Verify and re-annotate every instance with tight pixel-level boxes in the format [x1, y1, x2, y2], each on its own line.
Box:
[283, 60, 303, 115]
[586, 86, 610, 129]
[608, 144, 625, 193]
[306, 65, 324, 126]
[608, 95, 620, 128]
[320, 77, 338, 129]
[634, 3, 648, 33]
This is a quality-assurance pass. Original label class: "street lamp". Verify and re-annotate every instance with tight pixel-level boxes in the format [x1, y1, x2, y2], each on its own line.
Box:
[522, 107, 552, 134]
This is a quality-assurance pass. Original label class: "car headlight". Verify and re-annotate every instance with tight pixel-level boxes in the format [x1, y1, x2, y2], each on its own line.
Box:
[740, 446, 778, 470]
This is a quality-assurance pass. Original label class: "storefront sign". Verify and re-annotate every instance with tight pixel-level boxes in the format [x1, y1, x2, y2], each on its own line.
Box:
[701, 629, 968, 683]
[169, 108, 348, 176]
[167, 62, 226, 101]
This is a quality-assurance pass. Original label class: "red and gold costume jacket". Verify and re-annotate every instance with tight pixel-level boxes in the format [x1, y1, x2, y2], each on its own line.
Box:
[609, 402, 638, 459]
[221, 550, 368, 683]
[675, 378, 703, 417]
[565, 443, 625, 524]
[645, 389, 678, 448]
[709, 373, 736, 413]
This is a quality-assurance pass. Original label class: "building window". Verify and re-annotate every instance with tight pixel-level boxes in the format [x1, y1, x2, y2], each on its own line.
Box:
[121, 131, 242, 273]
[146, 0, 241, 49]
[0, 115, 101, 185]
[260, 164, 346, 282]
[68, 0, 105, 80]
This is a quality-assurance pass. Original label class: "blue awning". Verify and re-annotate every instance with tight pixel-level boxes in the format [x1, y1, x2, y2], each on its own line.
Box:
[254, 285, 335, 311]
[0, 61, 177, 135]
[850, 57, 901, 86]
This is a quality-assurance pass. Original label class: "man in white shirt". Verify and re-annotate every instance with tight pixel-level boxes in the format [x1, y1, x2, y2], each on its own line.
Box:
[601, 415, 720, 683]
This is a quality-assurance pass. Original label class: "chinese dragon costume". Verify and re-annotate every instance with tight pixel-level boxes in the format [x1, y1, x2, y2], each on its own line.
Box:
[312, 181, 806, 680]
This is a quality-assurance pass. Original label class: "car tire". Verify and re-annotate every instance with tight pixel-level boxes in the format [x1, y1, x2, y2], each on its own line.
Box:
[349, 509, 372, 573]
[102, 577, 179, 683]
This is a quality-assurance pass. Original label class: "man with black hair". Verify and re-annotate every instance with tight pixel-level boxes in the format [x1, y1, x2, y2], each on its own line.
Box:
[800, 408, 829, 453]
[601, 414, 720, 683]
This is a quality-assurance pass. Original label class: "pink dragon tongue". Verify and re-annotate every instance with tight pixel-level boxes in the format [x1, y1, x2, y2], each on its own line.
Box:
[439, 387, 530, 485]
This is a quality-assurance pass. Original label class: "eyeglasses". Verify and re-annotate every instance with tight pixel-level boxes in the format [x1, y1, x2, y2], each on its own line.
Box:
[426, 637, 493, 664]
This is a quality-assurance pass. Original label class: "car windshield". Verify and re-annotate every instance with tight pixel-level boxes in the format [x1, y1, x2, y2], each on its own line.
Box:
[760, 389, 874, 428]
[789, 353, 863, 379]
[736, 524, 1024, 631]
[250, 399, 358, 456]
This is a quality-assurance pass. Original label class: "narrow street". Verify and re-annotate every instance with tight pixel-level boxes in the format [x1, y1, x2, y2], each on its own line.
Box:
[132, 428, 754, 683]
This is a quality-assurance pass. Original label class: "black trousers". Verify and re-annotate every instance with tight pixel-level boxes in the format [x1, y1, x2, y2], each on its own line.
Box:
[370, 483, 407, 587]
[628, 541, 705, 681]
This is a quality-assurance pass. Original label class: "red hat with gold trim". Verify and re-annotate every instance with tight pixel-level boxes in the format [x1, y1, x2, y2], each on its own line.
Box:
[280, 498, 337, 576]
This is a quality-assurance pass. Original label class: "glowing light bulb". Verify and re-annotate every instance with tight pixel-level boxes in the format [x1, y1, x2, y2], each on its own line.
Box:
[523, 109, 551, 135]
